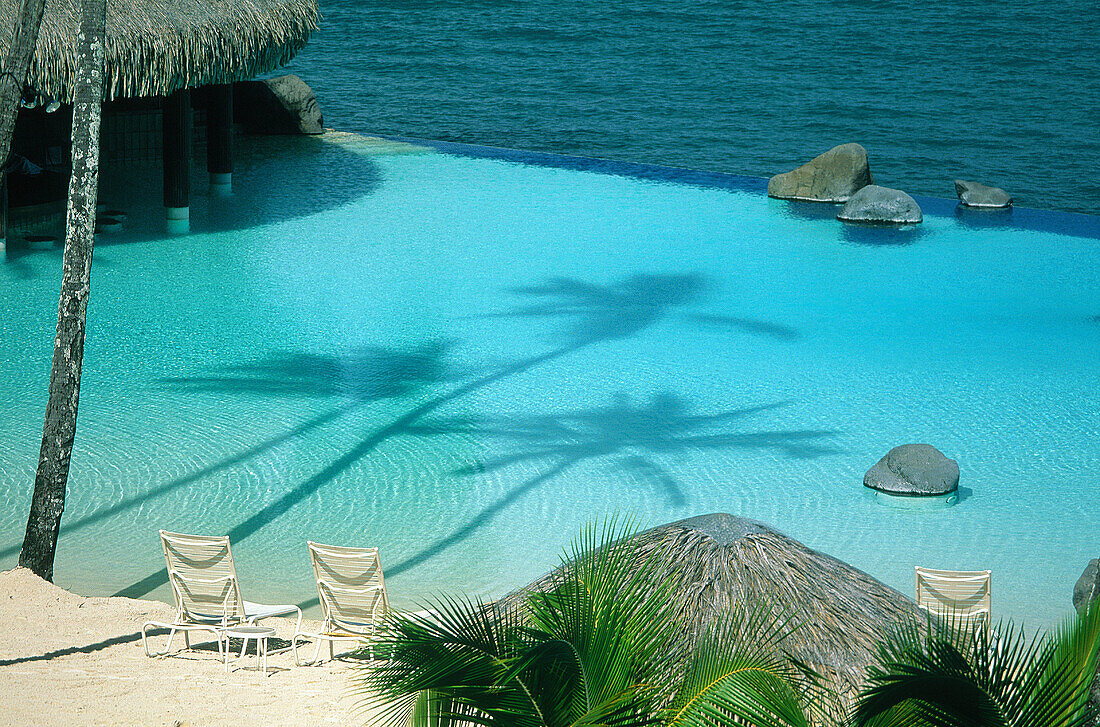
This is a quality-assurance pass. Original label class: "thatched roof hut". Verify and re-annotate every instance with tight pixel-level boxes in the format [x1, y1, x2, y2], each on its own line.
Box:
[503, 513, 926, 700]
[0, 0, 318, 102]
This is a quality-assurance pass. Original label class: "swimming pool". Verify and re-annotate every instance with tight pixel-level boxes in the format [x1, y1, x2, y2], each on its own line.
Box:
[1, 132, 1097, 625]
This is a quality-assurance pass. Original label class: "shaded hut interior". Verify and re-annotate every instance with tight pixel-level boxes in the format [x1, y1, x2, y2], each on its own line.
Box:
[0, 0, 319, 238]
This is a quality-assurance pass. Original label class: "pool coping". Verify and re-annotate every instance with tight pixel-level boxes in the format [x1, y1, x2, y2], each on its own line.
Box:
[379, 134, 1100, 241]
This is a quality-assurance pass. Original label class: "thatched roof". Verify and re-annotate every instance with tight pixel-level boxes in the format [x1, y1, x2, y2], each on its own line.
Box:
[502, 513, 926, 700]
[0, 0, 318, 103]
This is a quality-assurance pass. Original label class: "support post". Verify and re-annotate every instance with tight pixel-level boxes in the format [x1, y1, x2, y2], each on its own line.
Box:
[162, 88, 190, 233]
[0, 173, 7, 250]
[206, 83, 232, 196]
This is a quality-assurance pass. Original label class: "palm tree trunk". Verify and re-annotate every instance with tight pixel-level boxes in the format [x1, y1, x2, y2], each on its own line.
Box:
[0, 0, 47, 167]
[18, 0, 106, 581]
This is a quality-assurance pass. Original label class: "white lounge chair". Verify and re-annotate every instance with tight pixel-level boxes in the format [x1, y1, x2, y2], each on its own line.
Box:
[915, 565, 991, 628]
[293, 541, 389, 664]
[141, 530, 303, 658]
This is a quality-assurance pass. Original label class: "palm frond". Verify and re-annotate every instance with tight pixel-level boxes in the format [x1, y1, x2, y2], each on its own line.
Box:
[853, 606, 1100, 727]
[359, 595, 544, 727]
[522, 516, 677, 725]
[1013, 602, 1100, 727]
[664, 605, 813, 727]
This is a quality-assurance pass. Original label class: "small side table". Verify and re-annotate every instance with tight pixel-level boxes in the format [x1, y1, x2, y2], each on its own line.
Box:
[223, 625, 276, 675]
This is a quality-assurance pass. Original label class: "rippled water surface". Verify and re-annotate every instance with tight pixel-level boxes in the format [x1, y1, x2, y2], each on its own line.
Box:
[1, 134, 1098, 625]
[283, 0, 1100, 214]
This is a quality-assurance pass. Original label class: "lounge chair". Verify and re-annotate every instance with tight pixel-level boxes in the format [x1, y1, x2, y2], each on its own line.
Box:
[915, 565, 991, 627]
[141, 530, 303, 658]
[293, 541, 389, 664]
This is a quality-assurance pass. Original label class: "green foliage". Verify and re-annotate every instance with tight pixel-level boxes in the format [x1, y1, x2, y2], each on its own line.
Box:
[358, 518, 814, 727]
[854, 605, 1100, 727]
[358, 519, 1100, 727]
[662, 609, 813, 727]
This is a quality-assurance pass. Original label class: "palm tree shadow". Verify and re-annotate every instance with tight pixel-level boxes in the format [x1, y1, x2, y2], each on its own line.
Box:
[489, 274, 802, 344]
[387, 393, 838, 577]
[0, 342, 453, 563]
[617, 455, 686, 506]
[113, 271, 800, 598]
[487, 273, 707, 345]
[685, 313, 800, 340]
[161, 343, 456, 399]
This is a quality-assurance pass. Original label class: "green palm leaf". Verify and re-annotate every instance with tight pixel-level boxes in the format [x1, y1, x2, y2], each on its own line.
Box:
[359, 595, 545, 727]
[357, 517, 825, 727]
[853, 605, 1100, 727]
[664, 605, 813, 727]
[521, 517, 679, 726]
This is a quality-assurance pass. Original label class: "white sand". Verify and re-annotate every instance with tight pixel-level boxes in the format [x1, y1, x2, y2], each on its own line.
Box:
[0, 567, 367, 726]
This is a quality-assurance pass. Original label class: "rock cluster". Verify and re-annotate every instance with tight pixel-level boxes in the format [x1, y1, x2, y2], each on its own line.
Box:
[838, 185, 923, 225]
[767, 143, 873, 202]
[863, 444, 959, 496]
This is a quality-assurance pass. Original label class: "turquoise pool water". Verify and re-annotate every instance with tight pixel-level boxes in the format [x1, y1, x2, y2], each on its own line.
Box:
[1, 133, 1098, 624]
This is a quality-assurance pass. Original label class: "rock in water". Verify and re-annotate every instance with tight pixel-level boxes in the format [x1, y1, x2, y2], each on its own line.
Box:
[1074, 560, 1100, 613]
[234, 74, 323, 135]
[838, 185, 923, 224]
[1073, 561, 1100, 724]
[767, 143, 873, 202]
[955, 180, 1013, 208]
[864, 444, 959, 496]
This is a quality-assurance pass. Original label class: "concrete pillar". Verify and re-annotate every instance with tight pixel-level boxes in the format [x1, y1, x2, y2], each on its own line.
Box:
[206, 83, 232, 196]
[162, 88, 191, 233]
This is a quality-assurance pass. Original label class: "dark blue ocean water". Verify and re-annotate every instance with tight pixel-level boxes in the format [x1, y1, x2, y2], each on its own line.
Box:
[283, 0, 1100, 215]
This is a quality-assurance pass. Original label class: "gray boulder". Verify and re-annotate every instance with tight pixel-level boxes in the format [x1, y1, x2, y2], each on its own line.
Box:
[1075, 560, 1100, 613]
[955, 180, 1013, 208]
[864, 444, 959, 496]
[1073, 561, 1100, 724]
[768, 143, 873, 202]
[233, 74, 323, 135]
[838, 185, 923, 224]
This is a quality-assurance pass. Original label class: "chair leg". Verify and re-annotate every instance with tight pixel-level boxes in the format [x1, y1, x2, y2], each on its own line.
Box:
[141, 622, 158, 657]
[183, 631, 190, 650]
[329, 640, 334, 660]
[163, 628, 177, 655]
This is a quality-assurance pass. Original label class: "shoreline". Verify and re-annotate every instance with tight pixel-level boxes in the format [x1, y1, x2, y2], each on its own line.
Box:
[0, 567, 361, 726]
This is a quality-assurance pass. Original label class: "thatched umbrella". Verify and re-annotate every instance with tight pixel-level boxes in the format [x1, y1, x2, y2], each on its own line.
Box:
[0, 0, 318, 103]
[502, 513, 926, 701]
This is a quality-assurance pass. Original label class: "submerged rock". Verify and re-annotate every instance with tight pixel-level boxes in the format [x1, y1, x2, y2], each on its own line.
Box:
[767, 143, 873, 202]
[955, 180, 1013, 208]
[234, 74, 323, 135]
[864, 444, 958, 496]
[837, 185, 923, 224]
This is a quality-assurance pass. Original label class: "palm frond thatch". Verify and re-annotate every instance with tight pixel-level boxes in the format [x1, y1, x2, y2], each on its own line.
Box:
[0, 0, 318, 102]
[498, 513, 927, 702]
